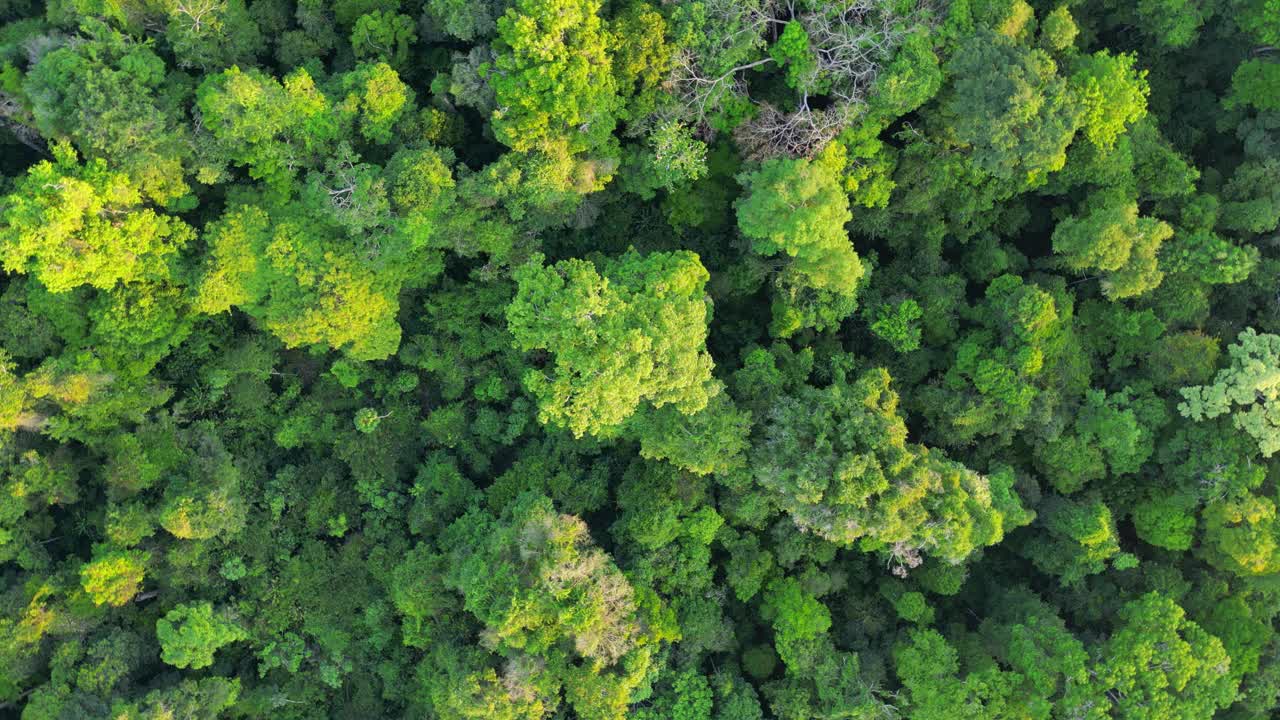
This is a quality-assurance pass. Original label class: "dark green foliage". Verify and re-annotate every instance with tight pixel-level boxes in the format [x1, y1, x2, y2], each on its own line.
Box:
[937, 29, 1080, 186]
[750, 364, 1033, 565]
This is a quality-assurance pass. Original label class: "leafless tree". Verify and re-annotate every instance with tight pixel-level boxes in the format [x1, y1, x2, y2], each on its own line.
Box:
[501, 654, 547, 702]
[669, 0, 938, 158]
[668, 50, 773, 129]
[735, 102, 855, 160]
[888, 541, 924, 577]
[170, 0, 226, 36]
[802, 0, 920, 105]
[664, 0, 777, 132]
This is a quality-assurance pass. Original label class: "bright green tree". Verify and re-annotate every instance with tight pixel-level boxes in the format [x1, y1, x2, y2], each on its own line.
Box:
[80, 547, 149, 606]
[506, 249, 716, 437]
[0, 144, 191, 293]
[1092, 593, 1238, 720]
[336, 62, 414, 145]
[195, 66, 341, 191]
[488, 0, 620, 153]
[1070, 51, 1149, 149]
[1051, 190, 1174, 299]
[736, 143, 865, 335]
[156, 602, 249, 670]
[193, 201, 413, 360]
[761, 577, 830, 670]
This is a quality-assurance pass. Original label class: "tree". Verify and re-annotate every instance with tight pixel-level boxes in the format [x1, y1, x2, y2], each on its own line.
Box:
[769, 21, 818, 93]
[354, 407, 387, 433]
[506, 249, 716, 437]
[1075, 299, 1165, 375]
[351, 11, 416, 69]
[1132, 0, 1215, 47]
[1092, 593, 1238, 719]
[868, 298, 923, 353]
[735, 143, 859, 295]
[1039, 6, 1079, 52]
[1051, 189, 1173, 299]
[1220, 159, 1280, 236]
[80, 548, 149, 606]
[86, 281, 196, 379]
[157, 602, 248, 669]
[430, 493, 676, 720]
[0, 144, 191, 293]
[195, 66, 341, 191]
[634, 667, 713, 720]
[976, 588, 1096, 718]
[720, 529, 775, 603]
[937, 29, 1081, 186]
[893, 628, 1029, 719]
[164, 0, 264, 71]
[736, 143, 865, 335]
[917, 274, 1074, 446]
[617, 120, 708, 199]
[422, 0, 504, 41]
[331, 0, 398, 26]
[386, 145, 514, 261]
[443, 495, 649, 664]
[192, 201, 411, 360]
[1179, 328, 1280, 457]
[1228, 59, 1280, 113]
[0, 349, 156, 439]
[1235, 0, 1280, 47]
[761, 577, 830, 670]
[1070, 51, 1149, 150]
[1132, 491, 1198, 551]
[662, 0, 768, 132]
[23, 20, 193, 203]
[1022, 495, 1130, 585]
[112, 678, 241, 720]
[156, 427, 246, 540]
[752, 366, 1033, 565]
[1143, 331, 1220, 389]
[1036, 386, 1166, 494]
[488, 0, 620, 154]
[1201, 493, 1280, 576]
[610, 1, 673, 122]
[1162, 229, 1258, 286]
[336, 62, 414, 145]
[630, 389, 751, 476]
[1137, 416, 1269, 559]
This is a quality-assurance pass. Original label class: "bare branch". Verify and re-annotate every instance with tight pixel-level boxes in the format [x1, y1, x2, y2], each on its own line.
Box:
[734, 102, 855, 160]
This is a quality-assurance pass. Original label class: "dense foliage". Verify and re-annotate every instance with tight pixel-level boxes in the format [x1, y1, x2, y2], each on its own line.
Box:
[0, 0, 1279, 718]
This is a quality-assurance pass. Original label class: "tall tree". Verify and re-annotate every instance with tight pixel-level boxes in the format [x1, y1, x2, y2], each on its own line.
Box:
[506, 249, 716, 437]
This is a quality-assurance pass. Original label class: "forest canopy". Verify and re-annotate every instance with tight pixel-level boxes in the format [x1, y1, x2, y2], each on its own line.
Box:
[1, 0, 1280, 718]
